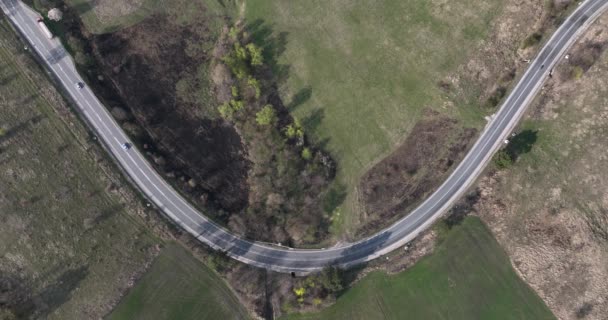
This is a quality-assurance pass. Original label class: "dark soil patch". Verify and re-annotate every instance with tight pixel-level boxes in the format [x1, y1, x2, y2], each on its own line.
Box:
[357, 110, 476, 237]
[90, 14, 250, 217]
[562, 40, 608, 77]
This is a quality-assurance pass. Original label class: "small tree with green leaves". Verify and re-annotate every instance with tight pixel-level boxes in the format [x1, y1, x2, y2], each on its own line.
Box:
[230, 99, 244, 111]
[318, 267, 343, 293]
[234, 43, 248, 60]
[246, 43, 263, 66]
[301, 147, 312, 160]
[222, 51, 249, 79]
[256, 105, 276, 126]
[228, 26, 239, 40]
[285, 119, 304, 139]
[247, 76, 261, 99]
[493, 149, 513, 169]
[571, 66, 584, 80]
[293, 287, 306, 303]
[218, 102, 234, 119]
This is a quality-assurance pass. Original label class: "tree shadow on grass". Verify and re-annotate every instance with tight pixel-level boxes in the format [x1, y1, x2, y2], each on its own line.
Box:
[506, 129, 538, 161]
[445, 188, 481, 228]
[246, 19, 290, 85]
[0, 72, 18, 86]
[323, 183, 347, 214]
[287, 86, 312, 111]
[0, 115, 45, 144]
[69, 2, 96, 16]
[302, 108, 324, 134]
[35, 266, 89, 318]
[11, 265, 89, 319]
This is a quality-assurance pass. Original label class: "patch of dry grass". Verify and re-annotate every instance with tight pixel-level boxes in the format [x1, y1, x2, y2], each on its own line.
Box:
[0, 19, 158, 319]
[475, 13, 608, 320]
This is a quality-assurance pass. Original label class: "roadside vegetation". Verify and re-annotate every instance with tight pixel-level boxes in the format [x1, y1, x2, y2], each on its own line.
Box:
[520, 0, 583, 50]
[109, 243, 249, 320]
[281, 217, 555, 320]
[493, 129, 538, 169]
[0, 18, 158, 319]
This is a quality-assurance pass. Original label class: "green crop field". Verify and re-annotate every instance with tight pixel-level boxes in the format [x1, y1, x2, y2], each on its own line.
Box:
[0, 18, 158, 319]
[281, 217, 555, 320]
[244, 0, 503, 237]
[109, 243, 250, 320]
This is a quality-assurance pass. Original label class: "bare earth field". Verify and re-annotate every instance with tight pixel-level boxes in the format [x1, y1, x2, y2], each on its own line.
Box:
[475, 13, 608, 320]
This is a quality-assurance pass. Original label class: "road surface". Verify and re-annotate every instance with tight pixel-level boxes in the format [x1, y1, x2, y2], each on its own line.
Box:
[1, 0, 606, 273]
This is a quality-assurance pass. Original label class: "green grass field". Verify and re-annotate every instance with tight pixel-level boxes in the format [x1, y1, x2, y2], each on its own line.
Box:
[62, 0, 235, 34]
[244, 0, 503, 236]
[282, 217, 555, 320]
[0, 18, 158, 319]
[63, 0, 162, 34]
[109, 243, 250, 320]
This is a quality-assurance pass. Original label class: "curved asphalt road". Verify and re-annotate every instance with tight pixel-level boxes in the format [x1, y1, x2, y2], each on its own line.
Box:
[2, 0, 607, 273]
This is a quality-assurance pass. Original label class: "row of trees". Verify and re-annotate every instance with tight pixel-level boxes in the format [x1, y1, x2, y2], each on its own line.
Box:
[216, 24, 312, 161]
[212, 23, 335, 245]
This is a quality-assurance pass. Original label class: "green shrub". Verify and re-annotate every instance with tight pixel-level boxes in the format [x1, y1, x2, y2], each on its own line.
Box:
[522, 32, 542, 48]
[285, 119, 304, 139]
[317, 267, 344, 293]
[246, 43, 263, 66]
[230, 99, 244, 111]
[493, 149, 513, 169]
[218, 102, 234, 119]
[222, 52, 249, 79]
[301, 147, 312, 160]
[228, 26, 239, 40]
[256, 105, 277, 126]
[234, 43, 248, 60]
[571, 66, 584, 80]
[247, 77, 261, 99]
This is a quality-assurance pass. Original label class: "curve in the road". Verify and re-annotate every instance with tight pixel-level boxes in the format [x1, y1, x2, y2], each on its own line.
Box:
[2, 0, 607, 273]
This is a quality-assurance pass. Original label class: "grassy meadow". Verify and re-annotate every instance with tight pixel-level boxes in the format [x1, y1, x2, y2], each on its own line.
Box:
[109, 243, 250, 320]
[244, 0, 503, 237]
